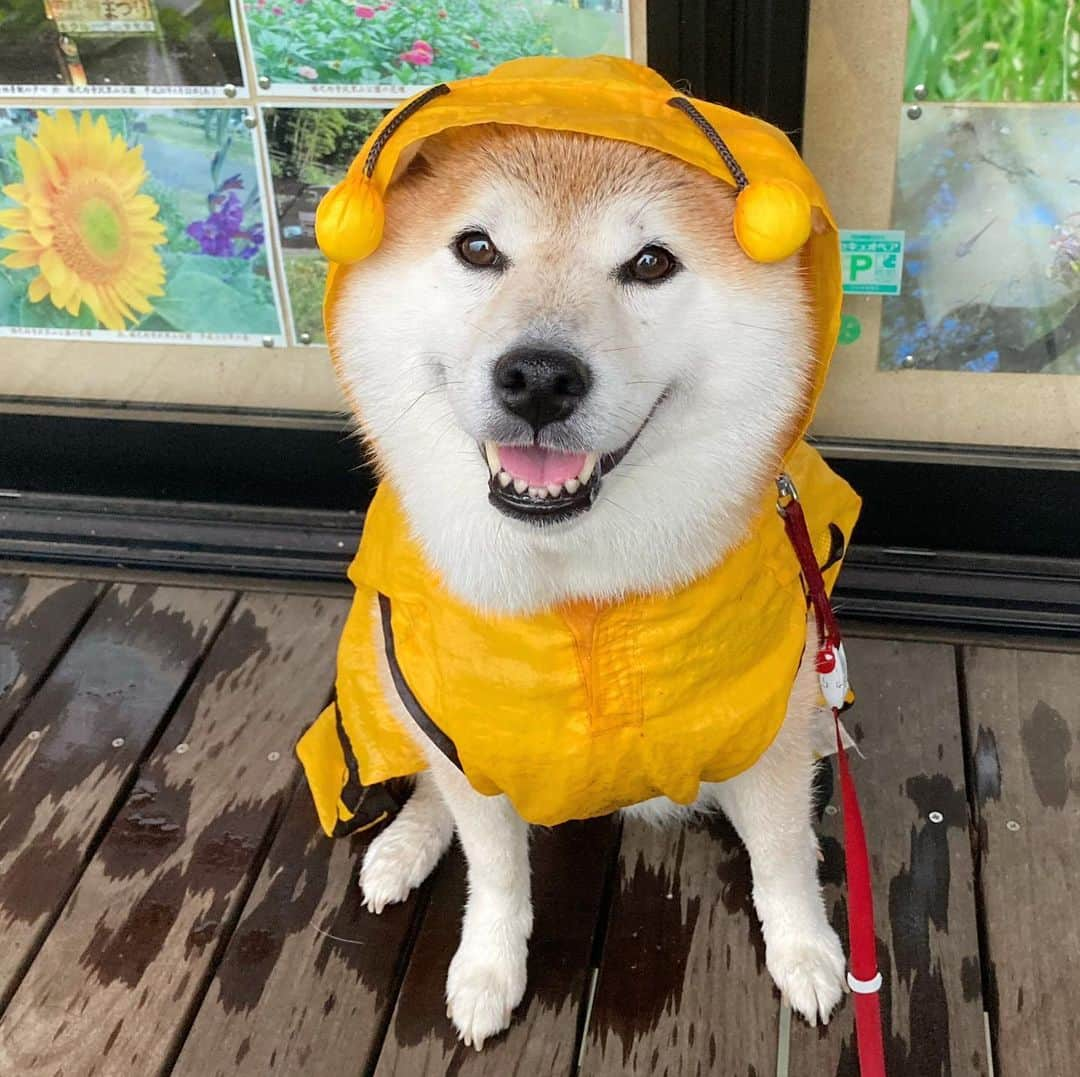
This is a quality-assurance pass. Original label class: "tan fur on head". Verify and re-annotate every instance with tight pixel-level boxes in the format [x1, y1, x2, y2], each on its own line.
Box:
[378, 124, 742, 276]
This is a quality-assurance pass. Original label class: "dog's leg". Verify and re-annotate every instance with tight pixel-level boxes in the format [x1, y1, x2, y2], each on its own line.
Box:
[368, 597, 530, 1047]
[430, 751, 532, 1050]
[360, 769, 454, 913]
[703, 625, 846, 1026]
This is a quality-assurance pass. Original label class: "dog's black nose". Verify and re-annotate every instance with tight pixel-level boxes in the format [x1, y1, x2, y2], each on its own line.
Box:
[493, 347, 591, 432]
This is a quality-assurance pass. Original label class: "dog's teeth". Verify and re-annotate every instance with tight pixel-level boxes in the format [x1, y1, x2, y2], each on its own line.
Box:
[578, 452, 598, 484]
[564, 477, 580, 495]
[513, 477, 528, 494]
[497, 470, 512, 488]
[529, 486, 548, 499]
[484, 441, 501, 477]
[547, 482, 563, 497]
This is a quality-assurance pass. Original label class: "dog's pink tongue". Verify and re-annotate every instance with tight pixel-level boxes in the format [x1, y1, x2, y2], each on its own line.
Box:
[499, 445, 586, 487]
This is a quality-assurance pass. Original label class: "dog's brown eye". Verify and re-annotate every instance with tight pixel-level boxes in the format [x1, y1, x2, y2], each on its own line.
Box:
[454, 230, 502, 269]
[623, 245, 678, 284]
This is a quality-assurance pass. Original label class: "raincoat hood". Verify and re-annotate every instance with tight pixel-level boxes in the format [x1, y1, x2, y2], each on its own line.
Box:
[315, 54, 842, 440]
[299, 57, 858, 834]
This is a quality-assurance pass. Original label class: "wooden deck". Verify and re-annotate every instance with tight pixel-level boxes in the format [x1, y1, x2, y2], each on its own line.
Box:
[1, 569, 1076, 1075]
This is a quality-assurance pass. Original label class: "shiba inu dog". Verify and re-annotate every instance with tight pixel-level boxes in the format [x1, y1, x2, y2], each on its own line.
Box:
[302, 57, 858, 1051]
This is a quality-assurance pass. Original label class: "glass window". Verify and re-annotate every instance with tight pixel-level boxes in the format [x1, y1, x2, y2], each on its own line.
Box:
[804, 0, 1080, 451]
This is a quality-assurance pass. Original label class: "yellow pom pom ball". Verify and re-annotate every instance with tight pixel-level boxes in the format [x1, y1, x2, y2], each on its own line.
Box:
[732, 178, 812, 263]
[316, 174, 385, 265]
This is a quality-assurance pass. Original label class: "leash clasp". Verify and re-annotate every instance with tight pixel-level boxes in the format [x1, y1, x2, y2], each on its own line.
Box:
[776, 472, 799, 517]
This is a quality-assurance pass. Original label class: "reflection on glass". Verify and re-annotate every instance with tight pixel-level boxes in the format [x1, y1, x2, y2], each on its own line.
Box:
[881, 105, 1080, 373]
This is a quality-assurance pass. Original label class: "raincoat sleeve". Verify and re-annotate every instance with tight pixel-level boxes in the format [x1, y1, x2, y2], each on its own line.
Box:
[296, 568, 428, 837]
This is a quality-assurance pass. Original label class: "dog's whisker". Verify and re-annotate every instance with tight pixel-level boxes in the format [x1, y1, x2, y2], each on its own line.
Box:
[729, 319, 794, 336]
[384, 386, 451, 431]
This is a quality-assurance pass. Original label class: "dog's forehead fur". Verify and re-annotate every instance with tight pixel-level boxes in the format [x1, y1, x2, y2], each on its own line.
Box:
[328, 125, 815, 614]
[382, 124, 742, 269]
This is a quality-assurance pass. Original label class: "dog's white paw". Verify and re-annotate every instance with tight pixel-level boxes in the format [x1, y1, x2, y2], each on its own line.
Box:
[359, 815, 451, 914]
[766, 923, 847, 1026]
[445, 943, 527, 1050]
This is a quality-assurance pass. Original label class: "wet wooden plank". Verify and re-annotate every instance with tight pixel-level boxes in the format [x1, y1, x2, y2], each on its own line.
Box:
[790, 638, 989, 1076]
[174, 785, 423, 1077]
[0, 592, 348, 1077]
[374, 817, 618, 1076]
[0, 575, 102, 741]
[0, 583, 232, 1007]
[963, 647, 1080, 1077]
[581, 814, 778, 1076]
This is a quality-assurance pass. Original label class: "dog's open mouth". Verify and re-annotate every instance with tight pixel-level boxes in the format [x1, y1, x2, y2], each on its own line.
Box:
[483, 393, 667, 524]
[483, 436, 637, 524]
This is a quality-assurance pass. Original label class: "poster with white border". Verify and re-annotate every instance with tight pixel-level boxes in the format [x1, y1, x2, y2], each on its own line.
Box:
[244, 0, 630, 99]
[0, 0, 248, 99]
[261, 102, 387, 345]
[0, 106, 286, 346]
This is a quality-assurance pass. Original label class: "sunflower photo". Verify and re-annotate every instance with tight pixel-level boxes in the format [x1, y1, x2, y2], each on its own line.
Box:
[264, 105, 385, 343]
[0, 108, 284, 343]
[0, 0, 244, 97]
[244, 0, 628, 97]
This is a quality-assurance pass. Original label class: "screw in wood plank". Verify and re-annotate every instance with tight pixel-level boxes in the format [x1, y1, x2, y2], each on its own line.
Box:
[907, 105, 923, 119]
[913, 83, 928, 100]
[262, 336, 274, 348]
[244, 113, 258, 129]
[901, 354, 916, 368]
[223, 83, 237, 98]
[267, 751, 280, 762]
[299, 332, 312, 345]
[1006, 819, 1021, 831]
[928, 810, 944, 824]
[111, 737, 125, 748]
[176, 743, 190, 754]
[258, 75, 272, 90]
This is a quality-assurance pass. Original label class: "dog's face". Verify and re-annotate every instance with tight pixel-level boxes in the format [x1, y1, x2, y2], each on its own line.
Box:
[329, 125, 816, 612]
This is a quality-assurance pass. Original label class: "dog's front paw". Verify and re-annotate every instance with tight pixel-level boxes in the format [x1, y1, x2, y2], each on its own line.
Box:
[445, 941, 527, 1050]
[766, 923, 847, 1026]
[359, 815, 450, 914]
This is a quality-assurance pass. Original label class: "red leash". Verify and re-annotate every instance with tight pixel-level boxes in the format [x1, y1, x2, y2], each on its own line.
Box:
[778, 475, 887, 1077]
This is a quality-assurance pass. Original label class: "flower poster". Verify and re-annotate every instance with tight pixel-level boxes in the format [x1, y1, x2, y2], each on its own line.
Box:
[0, 108, 285, 344]
[263, 105, 384, 343]
[0, 0, 246, 97]
[243, 0, 630, 97]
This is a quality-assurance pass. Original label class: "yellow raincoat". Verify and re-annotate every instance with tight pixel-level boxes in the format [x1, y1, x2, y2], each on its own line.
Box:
[297, 56, 861, 834]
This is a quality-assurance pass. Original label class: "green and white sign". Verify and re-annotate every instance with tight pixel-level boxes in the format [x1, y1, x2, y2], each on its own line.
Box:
[840, 230, 905, 295]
